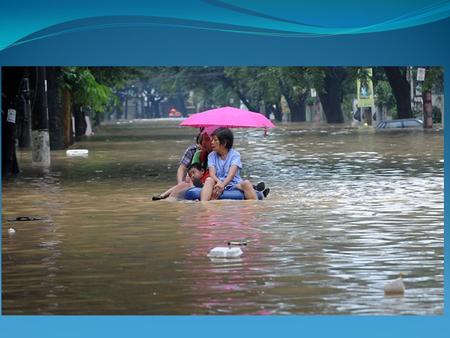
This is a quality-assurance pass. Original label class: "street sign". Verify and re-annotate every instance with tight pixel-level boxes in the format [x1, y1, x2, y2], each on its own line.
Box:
[417, 67, 426, 81]
[7, 109, 16, 123]
[357, 68, 374, 108]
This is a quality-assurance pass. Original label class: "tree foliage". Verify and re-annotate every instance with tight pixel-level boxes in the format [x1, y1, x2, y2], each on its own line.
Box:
[124, 66, 444, 124]
[422, 66, 443, 93]
[61, 67, 112, 113]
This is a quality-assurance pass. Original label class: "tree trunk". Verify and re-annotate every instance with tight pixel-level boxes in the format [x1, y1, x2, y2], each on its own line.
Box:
[265, 102, 282, 122]
[274, 103, 282, 122]
[94, 112, 102, 128]
[2, 67, 23, 176]
[220, 75, 259, 111]
[124, 96, 129, 119]
[384, 67, 413, 119]
[144, 103, 151, 119]
[423, 90, 433, 128]
[151, 98, 161, 118]
[288, 91, 308, 122]
[17, 72, 32, 148]
[177, 94, 187, 116]
[279, 79, 308, 122]
[116, 94, 125, 119]
[62, 89, 73, 147]
[30, 67, 51, 166]
[237, 91, 259, 111]
[73, 104, 86, 141]
[47, 67, 65, 150]
[319, 67, 346, 123]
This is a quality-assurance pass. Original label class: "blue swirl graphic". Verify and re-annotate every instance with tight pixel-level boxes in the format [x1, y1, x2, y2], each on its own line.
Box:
[1, 1, 450, 51]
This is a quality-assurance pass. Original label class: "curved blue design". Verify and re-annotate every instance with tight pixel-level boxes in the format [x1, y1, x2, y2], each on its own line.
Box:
[1, 1, 450, 51]
[184, 187, 264, 200]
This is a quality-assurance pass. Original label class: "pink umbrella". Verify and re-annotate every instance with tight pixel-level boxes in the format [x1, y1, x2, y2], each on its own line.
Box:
[179, 106, 276, 129]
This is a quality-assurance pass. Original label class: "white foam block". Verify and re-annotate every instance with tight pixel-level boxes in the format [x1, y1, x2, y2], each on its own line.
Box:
[66, 149, 89, 157]
[207, 246, 243, 258]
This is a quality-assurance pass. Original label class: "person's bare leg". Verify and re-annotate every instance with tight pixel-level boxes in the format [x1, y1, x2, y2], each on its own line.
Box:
[200, 177, 215, 201]
[237, 180, 257, 200]
[167, 182, 191, 200]
[160, 185, 176, 198]
[153, 185, 176, 200]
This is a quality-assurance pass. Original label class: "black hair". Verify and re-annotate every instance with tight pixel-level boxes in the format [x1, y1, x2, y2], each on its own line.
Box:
[211, 127, 234, 150]
[188, 162, 205, 172]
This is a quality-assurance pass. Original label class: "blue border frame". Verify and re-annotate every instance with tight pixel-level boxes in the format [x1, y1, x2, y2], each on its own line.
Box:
[1, 1, 448, 337]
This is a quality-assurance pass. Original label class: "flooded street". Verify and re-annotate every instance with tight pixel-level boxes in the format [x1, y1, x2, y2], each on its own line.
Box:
[2, 119, 444, 315]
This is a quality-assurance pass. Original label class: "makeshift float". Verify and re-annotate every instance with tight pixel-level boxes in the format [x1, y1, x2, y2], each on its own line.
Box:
[184, 187, 264, 200]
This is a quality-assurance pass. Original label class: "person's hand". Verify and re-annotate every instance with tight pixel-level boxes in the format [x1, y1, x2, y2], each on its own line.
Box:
[185, 175, 192, 184]
[212, 182, 225, 199]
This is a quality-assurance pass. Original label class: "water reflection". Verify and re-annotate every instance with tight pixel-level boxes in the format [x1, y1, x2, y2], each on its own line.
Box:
[2, 120, 444, 315]
[179, 202, 269, 314]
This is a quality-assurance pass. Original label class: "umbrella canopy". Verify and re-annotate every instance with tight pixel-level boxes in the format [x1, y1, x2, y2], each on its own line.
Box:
[179, 106, 276, 129]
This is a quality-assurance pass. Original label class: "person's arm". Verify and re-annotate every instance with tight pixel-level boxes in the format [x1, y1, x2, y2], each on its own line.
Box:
[177, 164, 188, 184]
[210, 166, 224, 200]
[207, 154, 221, 199]
[178, 145, 197, 183]
[209, 166, 218, 182]
[206, 152, 218, 183]
[212, 165, 238, 198]
[219, 165, 238, 187]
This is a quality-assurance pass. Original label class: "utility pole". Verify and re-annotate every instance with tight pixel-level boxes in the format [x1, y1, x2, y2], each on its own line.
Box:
[31, 67, 51, 166]
[19, 75, 32, 148]
[409, 66, 414, 111]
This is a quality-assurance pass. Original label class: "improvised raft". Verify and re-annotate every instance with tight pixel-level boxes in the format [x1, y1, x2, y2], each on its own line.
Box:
[184, 187, 264, 201]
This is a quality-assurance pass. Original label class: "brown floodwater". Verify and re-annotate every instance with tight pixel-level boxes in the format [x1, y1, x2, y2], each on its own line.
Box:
[2, 119, 444, 315]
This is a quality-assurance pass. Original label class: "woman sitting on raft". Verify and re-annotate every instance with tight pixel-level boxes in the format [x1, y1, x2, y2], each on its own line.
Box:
[201, 127, 258, 201]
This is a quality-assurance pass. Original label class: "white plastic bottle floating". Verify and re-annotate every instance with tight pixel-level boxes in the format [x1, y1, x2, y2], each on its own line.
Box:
[66, 149, 89, 157]
[384, 274, 405, 295]
[207, 246, 243, 258]
[8, 228, 16, 235]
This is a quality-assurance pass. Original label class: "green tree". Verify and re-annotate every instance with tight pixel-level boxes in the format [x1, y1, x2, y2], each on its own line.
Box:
[62, 67, 113, 140]
[372, 68, 397, 119]
[422, 66, 444, 93]
[312, 67, 352, 123]
[276, 67, 314, 122]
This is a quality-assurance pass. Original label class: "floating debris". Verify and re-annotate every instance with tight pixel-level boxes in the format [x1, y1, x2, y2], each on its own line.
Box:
[227, 240, 248, 246]
[7, 216, 43, 222]
[207, 247, 243, 258]
[384, 274, 405, 295]
[8, 228, 16, 235]
[66, 149, 88, 157]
